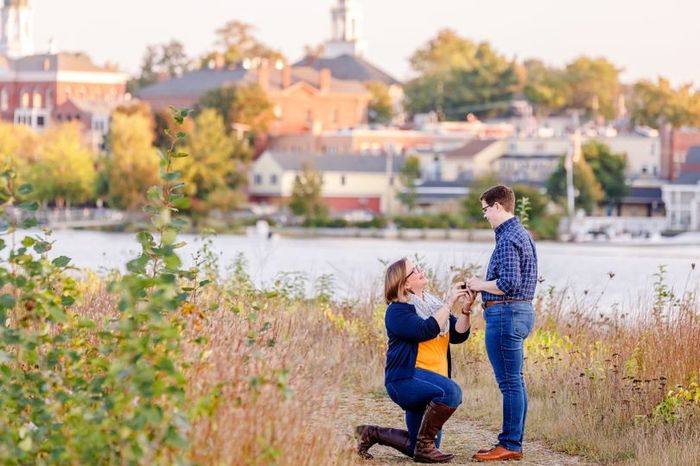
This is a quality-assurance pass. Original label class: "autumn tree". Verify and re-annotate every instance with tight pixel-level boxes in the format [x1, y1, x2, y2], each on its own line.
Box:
[200, 20, 284, 68]
[175, 108, 250, 217]
[631, 77, 700, 129]
[563, 57, 621, 119]
[30, 124, 96, 207]
[198, 83, 273, 135]
[366, 81, 393, 124]
[105, 112, 160, 210]
[0, 122, 38, 183]
[522, 59, 568, 116]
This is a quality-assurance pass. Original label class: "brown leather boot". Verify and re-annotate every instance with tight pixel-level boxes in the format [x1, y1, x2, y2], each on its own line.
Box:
[413, 401, 457, 463]
[355, 425, 412, 459]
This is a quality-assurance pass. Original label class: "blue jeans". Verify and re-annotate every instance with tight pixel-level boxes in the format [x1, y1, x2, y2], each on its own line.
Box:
[385, 368, 462, 454]
[484, 302, 535, 452]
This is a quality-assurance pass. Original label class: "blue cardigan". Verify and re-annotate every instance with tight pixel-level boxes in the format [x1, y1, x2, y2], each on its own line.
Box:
[384, 301, 470, 383]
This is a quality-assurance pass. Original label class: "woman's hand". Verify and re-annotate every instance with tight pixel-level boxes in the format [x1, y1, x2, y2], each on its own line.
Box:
[462, 289, 476, 315]
[447, 282, 468, 306]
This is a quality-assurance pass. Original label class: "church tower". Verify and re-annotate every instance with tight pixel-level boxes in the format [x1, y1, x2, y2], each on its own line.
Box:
[323, 0, 366, 58]
[0, 0, 34, 58]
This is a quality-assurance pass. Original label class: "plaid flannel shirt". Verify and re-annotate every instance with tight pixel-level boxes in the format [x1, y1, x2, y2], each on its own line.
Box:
[481, 217, 538, 303]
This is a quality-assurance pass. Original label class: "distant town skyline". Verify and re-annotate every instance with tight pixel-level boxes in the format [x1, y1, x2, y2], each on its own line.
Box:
[31, 0, 700, 86]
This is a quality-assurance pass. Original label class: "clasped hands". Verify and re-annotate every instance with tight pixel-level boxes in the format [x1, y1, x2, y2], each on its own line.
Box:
[447, 281, 478, 315]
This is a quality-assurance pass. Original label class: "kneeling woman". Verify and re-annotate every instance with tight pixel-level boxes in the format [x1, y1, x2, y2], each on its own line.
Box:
[356, 258, 473, 463]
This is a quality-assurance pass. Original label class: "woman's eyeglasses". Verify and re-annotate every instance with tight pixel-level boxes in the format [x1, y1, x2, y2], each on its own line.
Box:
[406, 266, 420, 280]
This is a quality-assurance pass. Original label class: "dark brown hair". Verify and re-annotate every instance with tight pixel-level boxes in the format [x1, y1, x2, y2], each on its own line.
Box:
[480, 185, 515, 213]
[385, 258, 408, 304]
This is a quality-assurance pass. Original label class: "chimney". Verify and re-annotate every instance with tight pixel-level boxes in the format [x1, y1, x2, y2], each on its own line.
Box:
[257, 61, 270, 91]
[282, 63, 291, 88]
[319, 68, 331, 93]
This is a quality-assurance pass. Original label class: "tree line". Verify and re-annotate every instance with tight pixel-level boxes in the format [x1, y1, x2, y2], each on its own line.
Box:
[130, 21, 700, 129]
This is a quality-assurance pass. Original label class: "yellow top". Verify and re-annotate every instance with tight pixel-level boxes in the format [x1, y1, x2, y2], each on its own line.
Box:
[415, 332, 449, 377]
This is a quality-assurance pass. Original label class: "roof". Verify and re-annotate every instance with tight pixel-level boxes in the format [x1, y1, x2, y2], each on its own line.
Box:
[686, 146, 700, 164]
[500, 153, 562, 160]
[442, 139, 499, 158]
[674, 172, 700, 185]
[265, 151, 403, 173]
[10, 53, 121, 73]
[55, 97, 127, 115]
[137, 68, 248, 97]
[293, 54, 400, 85]
[137, 65, 368, 98]
[622, 186, 664, 203]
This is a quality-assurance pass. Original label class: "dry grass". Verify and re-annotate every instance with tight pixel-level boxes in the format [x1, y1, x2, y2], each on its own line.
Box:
[70, 266, 699, 466]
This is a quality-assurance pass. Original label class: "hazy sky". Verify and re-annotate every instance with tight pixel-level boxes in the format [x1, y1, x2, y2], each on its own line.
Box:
[31, 0, 700, 86]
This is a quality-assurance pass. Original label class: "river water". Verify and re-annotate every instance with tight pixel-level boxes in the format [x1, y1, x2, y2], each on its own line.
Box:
[37, 229, 700, 313]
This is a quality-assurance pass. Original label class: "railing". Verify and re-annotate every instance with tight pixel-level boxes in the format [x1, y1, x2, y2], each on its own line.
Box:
[3, 208, 143, 229]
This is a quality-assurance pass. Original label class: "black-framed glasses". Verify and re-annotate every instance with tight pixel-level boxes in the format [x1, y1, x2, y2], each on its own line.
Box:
[406, 266, 420, 280]
[481, 204, 491, 213]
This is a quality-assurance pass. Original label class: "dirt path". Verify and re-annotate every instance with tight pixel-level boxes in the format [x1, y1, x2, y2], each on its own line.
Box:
[336, 393, 598, 466]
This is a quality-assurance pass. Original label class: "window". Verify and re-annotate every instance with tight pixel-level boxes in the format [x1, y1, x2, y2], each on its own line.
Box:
[0, 88, 7, 111]
[340, 174, 346, 186]
[254, 174, 262, 185]
[20, 90, 29, 108]
[270, 174, 277, 185]
[45, 89, 53, 109]
[32, 89, 42, 108]
[37, 116, 45, 127]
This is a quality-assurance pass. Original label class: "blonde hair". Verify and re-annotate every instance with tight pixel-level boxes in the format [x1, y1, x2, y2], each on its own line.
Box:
[385, 258, 409, 304]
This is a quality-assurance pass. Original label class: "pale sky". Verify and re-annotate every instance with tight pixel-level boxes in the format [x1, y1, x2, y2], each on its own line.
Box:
[31, 0, 700, 86]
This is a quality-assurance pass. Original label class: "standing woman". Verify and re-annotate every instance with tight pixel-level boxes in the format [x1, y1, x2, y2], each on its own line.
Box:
[356, 258, 473, 463]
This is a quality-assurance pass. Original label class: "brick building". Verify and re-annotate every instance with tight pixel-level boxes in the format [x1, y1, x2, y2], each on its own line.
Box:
[0, 0, 128, 140]
[138, 63, 371, 136]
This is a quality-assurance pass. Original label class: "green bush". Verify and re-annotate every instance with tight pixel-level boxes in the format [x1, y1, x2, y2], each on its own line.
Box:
[0, 107, 200, 465]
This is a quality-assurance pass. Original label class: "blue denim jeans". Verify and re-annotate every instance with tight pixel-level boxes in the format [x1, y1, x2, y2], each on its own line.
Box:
[484, 301, 535, 452]
[385, 368, 462, 454]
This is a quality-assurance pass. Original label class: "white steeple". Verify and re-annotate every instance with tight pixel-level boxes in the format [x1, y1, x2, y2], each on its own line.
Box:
[0, 0, 35, 58]
[323, 0, 366, 58]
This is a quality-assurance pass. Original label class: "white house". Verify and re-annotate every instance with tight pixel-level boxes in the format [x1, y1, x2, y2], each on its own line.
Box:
[248, 151, 402, 215]
[662, 147, 700, 230]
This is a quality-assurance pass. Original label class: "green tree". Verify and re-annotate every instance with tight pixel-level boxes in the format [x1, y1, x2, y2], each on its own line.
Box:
[367, 81, 393, 124]
[398, 155, 420, 212]
[175, 108, 250, 216]
[631, 77, 700, 129]
[289, 162, 327, 220]
[582, 140, 628, 206]
[30, 124, 96, 207]
[106, 112, 160, 210]
[201, 20, 284, 67]
[512, 184, 548, 220]
[461, 174, 499, 225]
[523, 59, 568, 116]
[563, 56, 621, 119]
[405, 30, 518, 119]
[199, 83, 273, 136]
[130, 40, 190, 93]
[546, 157, 604, 214]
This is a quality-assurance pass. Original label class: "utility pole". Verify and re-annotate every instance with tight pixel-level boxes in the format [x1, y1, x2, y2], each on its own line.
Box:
[565, 110, 582, 237]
